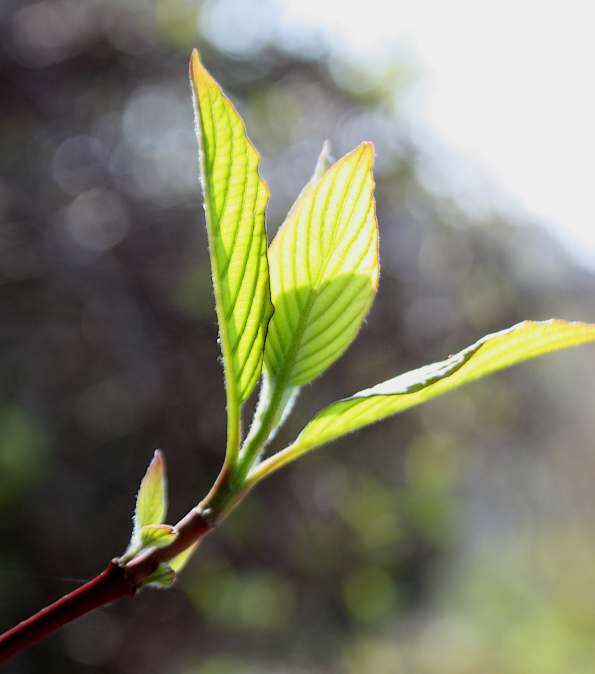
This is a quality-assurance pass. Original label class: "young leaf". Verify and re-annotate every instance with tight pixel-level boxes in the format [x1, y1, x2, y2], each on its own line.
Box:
[169, 542, 198, 574]
[251, 320, 595, 479]
[134, 450, 167, 535]
[265, 142, 379, 388]
[143, 563, 176, 589]
[190, 50, 273, 459]
[139, 524, 178, 549]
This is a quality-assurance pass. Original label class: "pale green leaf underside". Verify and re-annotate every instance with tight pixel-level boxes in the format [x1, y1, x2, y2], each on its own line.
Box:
[134, 450, 167, 535]
[312, 140, 333, 181]
[265, 143, 379, 387]
[257, 320, 595, 474]
[190, 50, 272, 404]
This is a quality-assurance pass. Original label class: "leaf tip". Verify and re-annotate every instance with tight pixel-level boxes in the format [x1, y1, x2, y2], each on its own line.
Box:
[313, 139, 334, 179]
[189, 49, 211, 90]
[134, 448, 168, 530]
[321, 138, 333, 156]
[189, 48, 201, 77]
[359, 141, 375, 165]
[151, 448, 165, 474]
[333, 142, 375, 176]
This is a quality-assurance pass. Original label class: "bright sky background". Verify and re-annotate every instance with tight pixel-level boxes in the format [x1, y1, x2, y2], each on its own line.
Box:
[276, 0, 595, 268]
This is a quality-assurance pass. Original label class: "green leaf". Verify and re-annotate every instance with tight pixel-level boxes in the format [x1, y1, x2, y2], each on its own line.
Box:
[251, 320, 595, 479]
[264, 142, 379, 388]
[140, 524, 178, 549]
[190, 50, 273, 461]
[169, 542, 198, 574]
[143, 563, 176, 589]
[134, 450, 167, 535]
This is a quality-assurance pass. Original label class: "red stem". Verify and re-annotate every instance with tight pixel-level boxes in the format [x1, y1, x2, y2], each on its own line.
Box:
[0, 561, 135, 664]
[0, 507, 214, 665]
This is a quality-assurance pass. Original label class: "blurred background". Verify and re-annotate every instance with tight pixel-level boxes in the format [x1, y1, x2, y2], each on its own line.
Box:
[2, 1, 595, 672]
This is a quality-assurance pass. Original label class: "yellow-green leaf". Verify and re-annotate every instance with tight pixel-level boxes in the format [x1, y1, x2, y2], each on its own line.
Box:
[190, 50, 273, 459]
[134, 450, 167, 534]
[169, 542, 198, 574]
[264, 142, 379, 388]
[252, 320, 595, 479]
[143, 563, 176, 589]
[140, 524, 178, 549]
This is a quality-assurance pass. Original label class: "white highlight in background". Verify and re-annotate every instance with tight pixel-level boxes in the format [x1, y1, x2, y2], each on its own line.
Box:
[279, 0, 595, 267]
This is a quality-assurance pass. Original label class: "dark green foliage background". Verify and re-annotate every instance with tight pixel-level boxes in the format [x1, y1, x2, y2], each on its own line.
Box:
[1, 2, 595, 673]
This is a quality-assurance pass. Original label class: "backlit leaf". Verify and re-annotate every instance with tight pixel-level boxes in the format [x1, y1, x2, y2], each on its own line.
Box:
[264, 142, 379, 388]
[252, 320, 595, 478]
[134, 450, 167, 536]
[190, 50, 273, 458]
[140, 524, 178, 549]
[169, 542, 198, 574]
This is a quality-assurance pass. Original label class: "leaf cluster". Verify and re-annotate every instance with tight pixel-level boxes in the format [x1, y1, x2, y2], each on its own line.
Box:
[124, 50, 595, 585]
